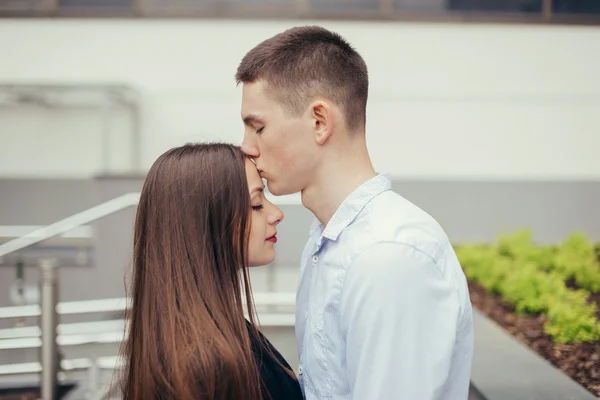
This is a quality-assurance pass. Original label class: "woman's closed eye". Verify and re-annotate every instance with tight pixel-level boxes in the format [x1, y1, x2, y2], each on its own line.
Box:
[252, 204, 264, 211]
[256, 127, 264, 134]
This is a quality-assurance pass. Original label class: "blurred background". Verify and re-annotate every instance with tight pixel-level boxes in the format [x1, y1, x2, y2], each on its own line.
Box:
[0, 1, 599, 399]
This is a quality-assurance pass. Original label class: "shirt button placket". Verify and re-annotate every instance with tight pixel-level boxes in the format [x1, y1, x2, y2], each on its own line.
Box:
[309, 254, 319, 320]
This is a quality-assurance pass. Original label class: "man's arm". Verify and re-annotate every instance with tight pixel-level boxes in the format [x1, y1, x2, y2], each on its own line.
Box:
[340, 241, 460, 399]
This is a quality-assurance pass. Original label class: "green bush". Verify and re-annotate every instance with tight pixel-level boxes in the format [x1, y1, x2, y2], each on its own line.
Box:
[455, 230, 600, 344]
[552, 233, 600, 293]
[544, 290, 600, 343]
[497, 230, 556, 268]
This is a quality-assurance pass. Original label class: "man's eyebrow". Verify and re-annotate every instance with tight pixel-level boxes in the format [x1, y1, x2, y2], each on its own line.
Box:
[243, 114, 263, 126]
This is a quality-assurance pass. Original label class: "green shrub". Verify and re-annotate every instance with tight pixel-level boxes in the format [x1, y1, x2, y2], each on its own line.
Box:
[497, 230, 556, 268]
[552, 233, 600, 293]
[455, 230, 600, 344]
[544, 289, 600, 344]
[500, 264, 563, 315]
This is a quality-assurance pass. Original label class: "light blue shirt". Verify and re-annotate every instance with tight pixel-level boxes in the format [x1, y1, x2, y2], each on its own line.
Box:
[295, 173, 474, 399]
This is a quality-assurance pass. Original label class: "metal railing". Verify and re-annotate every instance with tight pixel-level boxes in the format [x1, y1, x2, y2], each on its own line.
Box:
[0, 193, 140, 258]
[0, 193, 139, 400]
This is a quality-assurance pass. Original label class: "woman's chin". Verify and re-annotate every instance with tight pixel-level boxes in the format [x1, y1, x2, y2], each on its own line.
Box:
[248, 254, 275, 268]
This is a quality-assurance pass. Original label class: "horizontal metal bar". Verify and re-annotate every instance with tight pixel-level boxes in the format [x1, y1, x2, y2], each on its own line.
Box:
[0, 337, 40, 350]
[0, 292, 295, 320]
[0, 355, 122, 377]
[96, 355, 123, 370]
[0, 304, 39, 319]
[0, 319, 124, 340]
[58, 297, 129, 315]
[0, 331, 123, 350]
[0, 356, 113, 376]
[0, 313, 295, 350]
[0, 297, 128, 320]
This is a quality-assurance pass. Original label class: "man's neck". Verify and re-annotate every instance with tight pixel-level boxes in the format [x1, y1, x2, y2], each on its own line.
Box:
[301, 144, 376, 227]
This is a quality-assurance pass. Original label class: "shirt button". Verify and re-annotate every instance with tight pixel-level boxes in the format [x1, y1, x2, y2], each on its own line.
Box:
[304, 311, 308, 320]
[312, 255, 319, 264]
[298, 365, 303, 375]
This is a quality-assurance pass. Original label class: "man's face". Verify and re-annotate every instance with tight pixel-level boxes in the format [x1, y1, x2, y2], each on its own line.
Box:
[240, 80, 318, 196]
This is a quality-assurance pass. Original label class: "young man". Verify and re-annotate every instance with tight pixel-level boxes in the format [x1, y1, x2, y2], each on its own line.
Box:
[236, 26, 473, 399]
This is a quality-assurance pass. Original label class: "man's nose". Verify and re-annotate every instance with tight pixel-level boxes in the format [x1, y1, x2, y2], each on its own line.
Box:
[241, 133, 260, 158]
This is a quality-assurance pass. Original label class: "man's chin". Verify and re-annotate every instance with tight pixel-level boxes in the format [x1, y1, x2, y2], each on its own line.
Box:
[266, 183, 297, 197]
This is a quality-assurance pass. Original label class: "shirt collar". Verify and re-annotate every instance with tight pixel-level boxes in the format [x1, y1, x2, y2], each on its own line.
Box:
[309, 173, 392, 248]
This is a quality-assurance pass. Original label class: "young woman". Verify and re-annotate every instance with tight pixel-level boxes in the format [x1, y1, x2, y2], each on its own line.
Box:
[119, 143, 303, 400]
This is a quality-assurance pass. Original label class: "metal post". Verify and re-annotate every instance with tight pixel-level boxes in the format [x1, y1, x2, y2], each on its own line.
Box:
[39, 258, 59, 400]
[88, 354, 99, 396]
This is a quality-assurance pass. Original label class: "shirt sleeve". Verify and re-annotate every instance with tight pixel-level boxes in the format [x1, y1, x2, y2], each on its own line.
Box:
[339, 241, 460, 400]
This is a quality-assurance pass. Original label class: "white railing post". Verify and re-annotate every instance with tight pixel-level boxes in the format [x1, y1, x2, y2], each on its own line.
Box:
[39, 258, 59, 400]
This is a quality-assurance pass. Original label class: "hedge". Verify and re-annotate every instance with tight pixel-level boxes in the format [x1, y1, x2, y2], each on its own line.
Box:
[455, 230, 600, 344]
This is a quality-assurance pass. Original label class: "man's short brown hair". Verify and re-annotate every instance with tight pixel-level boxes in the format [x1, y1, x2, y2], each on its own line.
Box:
[236, 25, 368, 132]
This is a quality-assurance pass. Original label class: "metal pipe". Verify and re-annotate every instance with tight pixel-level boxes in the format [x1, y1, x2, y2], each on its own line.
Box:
[0, 192, 140, 257]
[39, 258, 59, 400]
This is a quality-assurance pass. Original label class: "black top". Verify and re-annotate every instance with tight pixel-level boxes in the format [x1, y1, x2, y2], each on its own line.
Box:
[247, 321, 304, 400]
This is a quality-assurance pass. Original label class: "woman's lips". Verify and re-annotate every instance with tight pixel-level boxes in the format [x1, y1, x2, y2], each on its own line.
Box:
[266, 234, 277, 243]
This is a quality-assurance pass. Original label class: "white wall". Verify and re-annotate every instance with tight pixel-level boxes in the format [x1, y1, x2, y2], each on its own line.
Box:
[0, 19, 599, 179]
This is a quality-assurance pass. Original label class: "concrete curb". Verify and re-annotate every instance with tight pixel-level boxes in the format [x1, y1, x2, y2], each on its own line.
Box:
[470, 309, 597, 400]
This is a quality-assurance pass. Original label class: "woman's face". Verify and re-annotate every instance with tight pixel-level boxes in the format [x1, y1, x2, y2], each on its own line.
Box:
[245, 158, 284, 267]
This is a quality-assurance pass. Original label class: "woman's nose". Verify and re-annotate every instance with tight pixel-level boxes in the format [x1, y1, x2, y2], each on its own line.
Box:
[270, 206, 284, 225]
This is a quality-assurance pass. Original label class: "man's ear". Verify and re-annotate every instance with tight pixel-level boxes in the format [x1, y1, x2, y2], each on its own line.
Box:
[310, 100, 334, 145]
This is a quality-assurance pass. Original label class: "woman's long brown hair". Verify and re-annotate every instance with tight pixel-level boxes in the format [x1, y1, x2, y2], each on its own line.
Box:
[119, 143, 267, 400]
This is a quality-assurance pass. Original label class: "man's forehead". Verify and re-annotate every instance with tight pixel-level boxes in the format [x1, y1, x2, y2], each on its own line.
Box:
[241, 83, 258, 105]
[241, 83, 273, 119]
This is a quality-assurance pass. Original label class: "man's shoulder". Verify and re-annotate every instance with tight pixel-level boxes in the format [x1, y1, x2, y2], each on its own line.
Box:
[344, 189, 450, 261]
